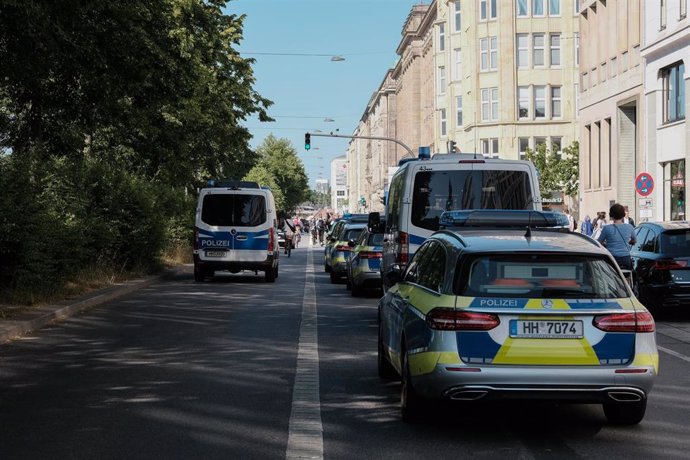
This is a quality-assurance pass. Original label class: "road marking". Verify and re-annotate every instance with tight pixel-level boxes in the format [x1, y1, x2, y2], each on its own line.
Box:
[658, 345, 690, 364]
[286, 247, 323, 460]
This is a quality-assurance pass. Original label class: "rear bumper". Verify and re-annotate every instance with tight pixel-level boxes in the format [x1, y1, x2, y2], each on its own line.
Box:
[645, 284, 690, 307]
[352, 271, 382, 289]
[193, 253, 277, 272]
[412, 364, 655, 403]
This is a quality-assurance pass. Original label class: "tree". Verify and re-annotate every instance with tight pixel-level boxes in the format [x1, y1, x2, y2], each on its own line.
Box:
[524, 140, 579, 200]
[243, 165, 285, 210]
[255, 135, 308, 212]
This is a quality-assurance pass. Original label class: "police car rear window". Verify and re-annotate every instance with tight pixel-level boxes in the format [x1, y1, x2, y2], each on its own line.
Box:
[201, 194, 266, 227]
[368, 233, 384, 246]
[343, 228, 364, 241]
[456, 254, 629, 299]
[411, 170, 534, 231]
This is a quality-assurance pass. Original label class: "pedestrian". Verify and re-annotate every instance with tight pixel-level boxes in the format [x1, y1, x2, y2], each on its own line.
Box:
[624, 205, 635, 226]
[597, 203, 636, 270]
[563, 208, 576, 232]
[580, 215, 593, 237]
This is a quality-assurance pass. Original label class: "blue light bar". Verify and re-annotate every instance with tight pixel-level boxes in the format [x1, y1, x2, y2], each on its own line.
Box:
[439, 210, 570, 229]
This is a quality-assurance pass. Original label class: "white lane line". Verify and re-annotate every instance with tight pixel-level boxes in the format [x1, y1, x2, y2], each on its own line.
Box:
[658, 345, 690, 364]
[286, 247, 323, 460]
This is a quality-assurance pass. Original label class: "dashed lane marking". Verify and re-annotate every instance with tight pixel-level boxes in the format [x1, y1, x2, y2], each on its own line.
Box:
[286, 247, 323, 460]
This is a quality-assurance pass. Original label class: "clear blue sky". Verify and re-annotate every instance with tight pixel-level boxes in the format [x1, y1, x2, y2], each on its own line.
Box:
[226, 0, 425, 188]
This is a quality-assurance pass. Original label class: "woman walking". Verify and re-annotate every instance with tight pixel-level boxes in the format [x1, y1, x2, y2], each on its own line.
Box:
[597, 203, 636, 270]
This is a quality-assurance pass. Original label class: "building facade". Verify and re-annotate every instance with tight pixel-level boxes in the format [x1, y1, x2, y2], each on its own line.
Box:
[330, 155, 348, 213]
[435, 0, 580, 166]
[642, 0, 690, 222]
[579, 0, 644, 224]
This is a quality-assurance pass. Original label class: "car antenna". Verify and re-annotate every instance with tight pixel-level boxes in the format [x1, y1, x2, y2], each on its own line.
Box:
[524, 212, 532, 239]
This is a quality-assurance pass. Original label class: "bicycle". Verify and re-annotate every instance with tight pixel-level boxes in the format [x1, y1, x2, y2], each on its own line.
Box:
[284, 234, 292, 257]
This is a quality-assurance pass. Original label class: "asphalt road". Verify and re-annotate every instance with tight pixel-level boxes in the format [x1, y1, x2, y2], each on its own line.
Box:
[1, 244, 690, 459]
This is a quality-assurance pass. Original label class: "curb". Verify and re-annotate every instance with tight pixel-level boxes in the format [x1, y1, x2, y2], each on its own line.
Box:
[0, 266, 185, 344]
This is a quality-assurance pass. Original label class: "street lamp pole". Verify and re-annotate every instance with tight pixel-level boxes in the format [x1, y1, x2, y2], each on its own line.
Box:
[306, 132, 415, 159]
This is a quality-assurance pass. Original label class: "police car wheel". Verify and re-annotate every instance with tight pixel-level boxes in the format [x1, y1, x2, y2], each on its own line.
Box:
[265, 268, 276, 283]
[330, 272, 339, 283]
[401, 349, 425, 423]
[351, 282, 362, 297]
[603, 400, 647, 425]
[194, 266, 208, 282]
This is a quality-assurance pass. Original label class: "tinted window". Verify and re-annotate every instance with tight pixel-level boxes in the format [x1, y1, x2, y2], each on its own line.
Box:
[343, 228, 364, 241]
[641, 230, 659, 253]
[457, 254, 629, 299]
[368, 233, 385, 246]
[661, 229, 690, 255]
[411, 170, 534, 231]
[416, 243, 446, 292]
[386, 172, 405, 232]
[201, 194, 266, 227]
[631, 227, 649, 252]
[404, 242, 430, 283]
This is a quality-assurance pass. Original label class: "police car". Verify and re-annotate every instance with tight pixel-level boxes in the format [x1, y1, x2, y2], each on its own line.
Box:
[378, 210, 658, 425]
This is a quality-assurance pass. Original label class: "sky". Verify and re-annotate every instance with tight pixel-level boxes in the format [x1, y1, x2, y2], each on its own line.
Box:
[226, 0, 426, 188]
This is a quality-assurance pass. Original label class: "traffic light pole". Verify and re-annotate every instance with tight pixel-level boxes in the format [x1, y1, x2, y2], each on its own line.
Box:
[306, 132, 415, 158]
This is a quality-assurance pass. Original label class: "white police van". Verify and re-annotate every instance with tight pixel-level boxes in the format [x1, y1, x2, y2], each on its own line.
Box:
[193, 180, 279, 282]
[379, 152, 542, 289]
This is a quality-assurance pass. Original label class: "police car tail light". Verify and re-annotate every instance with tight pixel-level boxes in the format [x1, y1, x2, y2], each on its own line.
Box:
[335, 244, 351, 252]
[427, 308, 499, 331]
[360, 251, 383, 259]
[398, 232, 409, 265]
[593, 312, 655, 333]
[268, 228, 275, 252]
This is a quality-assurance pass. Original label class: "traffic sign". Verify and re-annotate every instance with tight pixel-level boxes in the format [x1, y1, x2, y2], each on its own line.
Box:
[635, 172, 654, 197]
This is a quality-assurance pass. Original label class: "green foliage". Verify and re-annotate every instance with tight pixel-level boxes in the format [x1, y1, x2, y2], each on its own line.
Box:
[306, 189, 331, 208]
[243, 165, 286, 210]
[524, 140, 579, 198]
[254, 134, 309, 212]
[0, 1, 271, 298]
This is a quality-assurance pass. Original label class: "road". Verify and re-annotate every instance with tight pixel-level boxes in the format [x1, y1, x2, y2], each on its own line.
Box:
[1, 244, 690, 459]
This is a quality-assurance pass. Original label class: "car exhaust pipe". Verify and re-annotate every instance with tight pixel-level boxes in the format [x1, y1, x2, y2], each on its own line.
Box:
[448, 390, 489, 401]
[607, 391, 643, 402]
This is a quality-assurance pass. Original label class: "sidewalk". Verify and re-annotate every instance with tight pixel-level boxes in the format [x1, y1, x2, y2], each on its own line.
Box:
[0, 265, 188, 344]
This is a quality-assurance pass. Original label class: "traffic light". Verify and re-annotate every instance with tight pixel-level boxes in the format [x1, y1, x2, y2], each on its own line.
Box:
[449, 140, 458, 153]
[304, 133, 311, 150]
[678, 189, 685, 206]
[359, 196, 366, 206]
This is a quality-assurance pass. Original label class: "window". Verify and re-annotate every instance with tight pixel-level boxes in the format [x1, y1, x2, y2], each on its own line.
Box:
[202, 194, 266, 227]
[480, 0, 488, 20]
[517, 0, 528, 16]
[481, 88, 490, 120]
[480, 138, 499, 157]
[336, 190, 346, 197]
[533, 0, 545, 16]
[491, 88, 499, 120]
[551, 86, 562, 118]
[534, 86, 546, 118]
[519, 137, 530, 160]
[417, 243, 446, 292]
[535, 136, 547, 149]
[610, 57, 617, 77]
[533, 34, 545, 67]
[456, 96, 463, 126]
[661, 0, 667, 29]
[601, 63, 607, 82]
[440, 108, 447, 136]
[549, 0, 560, 16]
[480, 38, 489, 71]
[490, 36, 498, 71]
[663, 61, 685, 123]
[454, 48, 462, 80]
[575, 32, 579, 66]
[518, 86, 530, 119]
[490, 0, 498, 18]
[574, 0, 580, 14]
[439, 23, 445, 51]
[682, 0, 687, 19]
[517, 34, 529, 68]
[438, 66, 446, 95]
[454, 1, 462, 31]
[550, 33, 561, 67]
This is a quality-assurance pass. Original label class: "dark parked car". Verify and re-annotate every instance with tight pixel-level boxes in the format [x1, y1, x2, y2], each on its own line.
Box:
[631, 221, 690, 310]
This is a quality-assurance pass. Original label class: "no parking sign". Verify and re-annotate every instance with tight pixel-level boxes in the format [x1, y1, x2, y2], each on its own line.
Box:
[635, 172, 654, 197]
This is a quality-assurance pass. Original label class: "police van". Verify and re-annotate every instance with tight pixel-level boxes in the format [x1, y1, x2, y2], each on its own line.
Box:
[379, 153, 542, 289]
[193, 180, 279, 282]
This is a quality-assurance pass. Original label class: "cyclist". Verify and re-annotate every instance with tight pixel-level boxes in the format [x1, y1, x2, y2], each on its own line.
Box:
[280, 216, 296, 257]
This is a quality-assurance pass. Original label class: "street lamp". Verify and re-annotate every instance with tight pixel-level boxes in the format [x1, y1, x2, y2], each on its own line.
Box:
[323, 117, 335, 122]
[330, 56, 345, 62]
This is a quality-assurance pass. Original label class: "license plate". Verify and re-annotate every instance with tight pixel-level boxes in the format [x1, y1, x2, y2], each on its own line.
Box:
[205, 250, 227, 258]
[510, 320, 583, 339]
[671, 270, 690, 283]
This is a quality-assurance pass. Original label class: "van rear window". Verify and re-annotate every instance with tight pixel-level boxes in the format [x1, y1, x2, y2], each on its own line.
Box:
[411, 170, 534, 231]
[201, 194, 266, 227]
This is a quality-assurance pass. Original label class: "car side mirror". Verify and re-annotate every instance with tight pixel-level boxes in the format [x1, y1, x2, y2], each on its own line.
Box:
[368, 212, 381, 232]
[384, 264, 403, 287]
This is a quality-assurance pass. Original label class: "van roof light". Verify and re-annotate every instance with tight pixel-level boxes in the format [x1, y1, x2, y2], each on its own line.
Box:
[439, 210, 570, 229]
[206, 180, 260, 189]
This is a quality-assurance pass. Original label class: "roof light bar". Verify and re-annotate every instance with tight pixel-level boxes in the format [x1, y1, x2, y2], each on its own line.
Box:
[439, 210, 570, 229]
